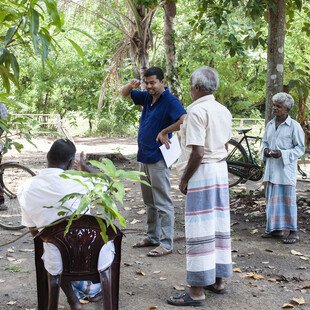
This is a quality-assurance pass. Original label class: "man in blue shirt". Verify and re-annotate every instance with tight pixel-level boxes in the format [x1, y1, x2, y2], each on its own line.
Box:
[121, 67, 186, 257]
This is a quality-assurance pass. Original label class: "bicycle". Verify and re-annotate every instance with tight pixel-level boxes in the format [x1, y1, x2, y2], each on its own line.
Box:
[226, 128, 307, 188]
[0, 155, 35, 230]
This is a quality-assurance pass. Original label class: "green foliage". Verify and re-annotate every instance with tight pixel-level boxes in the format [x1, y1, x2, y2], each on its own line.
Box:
[58, 158, 149, 242]
[4, 264, 21, 272]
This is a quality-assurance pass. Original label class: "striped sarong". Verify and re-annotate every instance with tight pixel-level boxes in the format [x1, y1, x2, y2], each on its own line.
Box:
[185, 161, 232, 287]
[265, 182, 297, 233]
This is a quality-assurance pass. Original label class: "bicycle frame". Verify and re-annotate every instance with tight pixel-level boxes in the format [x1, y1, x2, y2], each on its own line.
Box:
[227, 129, 264, 184]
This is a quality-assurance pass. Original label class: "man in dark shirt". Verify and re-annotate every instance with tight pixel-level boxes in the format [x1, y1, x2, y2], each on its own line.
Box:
[121, 67, 186, 257]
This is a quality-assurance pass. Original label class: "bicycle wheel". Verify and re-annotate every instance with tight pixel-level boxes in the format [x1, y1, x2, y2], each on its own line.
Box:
[226, 139, 249, 187]
[0, 163, 35, 230]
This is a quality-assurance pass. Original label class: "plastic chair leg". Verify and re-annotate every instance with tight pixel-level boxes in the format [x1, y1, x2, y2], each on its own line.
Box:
[47, 273, 61, 310]
[99, 268, 113, 310]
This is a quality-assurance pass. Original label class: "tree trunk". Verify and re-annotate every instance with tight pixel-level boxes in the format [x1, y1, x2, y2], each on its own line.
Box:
[265, 0, 286, 123]
[163, 0, 182, 100]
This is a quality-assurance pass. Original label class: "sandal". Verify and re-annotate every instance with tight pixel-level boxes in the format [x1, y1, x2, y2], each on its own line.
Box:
[167, 291, 205, 307]
[147, 246, 172, 257]
[133, 238, 158, 248]
[204, 285, 227, 294]
[261, 231, 283, 239]
[283, 236, 300, 244]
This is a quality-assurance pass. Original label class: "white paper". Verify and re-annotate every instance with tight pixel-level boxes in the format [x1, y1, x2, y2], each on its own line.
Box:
[159, 135, 181, 168]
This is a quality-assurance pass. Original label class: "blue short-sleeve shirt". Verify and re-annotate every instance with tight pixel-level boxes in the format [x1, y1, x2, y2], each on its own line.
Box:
[131, 88, 186, 164]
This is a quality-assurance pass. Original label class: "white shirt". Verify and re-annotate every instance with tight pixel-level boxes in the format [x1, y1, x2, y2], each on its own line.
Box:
[261, 116, 305, 186]
[18, 168, 115, 275]
[176, 95, 232, 174]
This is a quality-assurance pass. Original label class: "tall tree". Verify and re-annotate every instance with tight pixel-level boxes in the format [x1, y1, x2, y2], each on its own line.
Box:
[194, 0, 307, 123]
[265, 0, 286, 122]
[163, 0, 181, 98]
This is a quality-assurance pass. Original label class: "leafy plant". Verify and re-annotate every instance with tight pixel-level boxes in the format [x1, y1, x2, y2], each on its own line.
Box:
[4, 264, 21, 272]
[58, 158, 149, 242]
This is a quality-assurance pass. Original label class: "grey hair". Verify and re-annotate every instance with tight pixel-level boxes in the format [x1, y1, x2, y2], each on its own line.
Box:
[272, 92, 294, 110]
[190, 66, 219, 94]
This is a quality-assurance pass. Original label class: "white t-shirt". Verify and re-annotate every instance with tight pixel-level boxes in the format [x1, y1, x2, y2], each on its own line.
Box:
[176, 95, 232, 175]
[18, 168, 115, 275]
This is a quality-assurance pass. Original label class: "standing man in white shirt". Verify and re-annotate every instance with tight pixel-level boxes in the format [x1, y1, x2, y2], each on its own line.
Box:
[261, 93, 305, 244]
[168, 67, 232, 307]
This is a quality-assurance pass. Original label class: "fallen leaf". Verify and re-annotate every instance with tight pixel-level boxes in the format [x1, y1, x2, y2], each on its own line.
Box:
[136, 270, 146, 276]
[19, 249, 34, 252]
[301, 285, 310, 289]
[135, 261, 144, 265]
[233, 267, 242, 273]
[125, 188, 131, 193]
[282, 303, 294, 309]
[159, 277, 167, 281]
[262, 261, 269, 264]
[149, 306, 158, 309]
[268, 275, 288, 282]
[255, 198, 265, 207]
[6, 301, 17, 305]
[7, 248, 15, 253]
[126, 291, 135, 296]
[173, 285, 185, 291]
[250, 229, 258, 234]
[79, 299, 89, 304]
[247, 282, 258, 287]
[265, 249, 273, 253]
[124, 262, 133, 267]
[300, 256, 309, 261]
[124, 207, 132, 211]
[291, 250, 303, 256]
[137, 209, 146, 215]
[240, 272, 264, 280]
[0, 279, 4, 283]
[7, 257, 16, 262]
[153, 270, 161, 274]
[291, 297, 305, 305]
[130, 219, 142, 225]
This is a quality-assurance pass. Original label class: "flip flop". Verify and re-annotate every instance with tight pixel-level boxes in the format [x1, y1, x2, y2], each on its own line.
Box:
[133, 238, 158, 248]
[261, 232, 283, 239]
[204, 285, 227, 294]
[283, 236, 300, 244]
[167, 291, 205, 307]
[147, 246, 172, 257]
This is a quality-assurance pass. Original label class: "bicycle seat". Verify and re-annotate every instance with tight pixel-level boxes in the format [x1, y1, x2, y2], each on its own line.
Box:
[237, 128, 252, 134]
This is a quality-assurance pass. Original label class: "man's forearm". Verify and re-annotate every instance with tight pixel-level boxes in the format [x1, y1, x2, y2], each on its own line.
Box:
[121, 79, 141, 98]
[160, 114, 186, 135]
[121, 83, 134, 98]
[181, 146, 204, 183]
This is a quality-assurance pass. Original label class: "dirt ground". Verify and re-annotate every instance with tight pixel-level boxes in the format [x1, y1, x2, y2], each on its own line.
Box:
[0, 136, 310, 310]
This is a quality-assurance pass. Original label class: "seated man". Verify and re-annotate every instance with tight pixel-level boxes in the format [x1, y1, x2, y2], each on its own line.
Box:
[18, 139, 114, 310]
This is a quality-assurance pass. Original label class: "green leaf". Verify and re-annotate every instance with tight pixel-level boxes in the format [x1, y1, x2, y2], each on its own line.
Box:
[66, 38, 85, 61]
[9, 53, 19, 80]
[44, 0, 62, 28]
[4, 26, 16, 46]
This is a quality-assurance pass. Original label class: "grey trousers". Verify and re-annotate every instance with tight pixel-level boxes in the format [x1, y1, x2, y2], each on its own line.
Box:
[139, 160, 174, 250]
